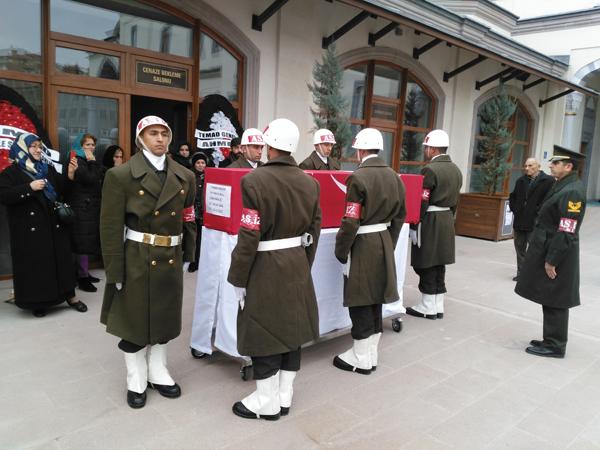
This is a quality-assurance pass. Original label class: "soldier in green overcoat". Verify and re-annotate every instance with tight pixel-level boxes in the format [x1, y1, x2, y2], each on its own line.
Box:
[299, 129, 341, 170]
[406, 129, 462, 320]
[228, 128, 265, 169]
[228, 118, 321, 421]
[516, 149, 586, 358]
[333, 128, 406, 375]
[100, 115, 196, 409]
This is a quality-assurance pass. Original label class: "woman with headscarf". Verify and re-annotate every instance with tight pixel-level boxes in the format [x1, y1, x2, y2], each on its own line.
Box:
[0, 132, 87, 316]
[67, 133, 103, 292]
[102, 144, 124, 172]
[187, 152, 207, 272]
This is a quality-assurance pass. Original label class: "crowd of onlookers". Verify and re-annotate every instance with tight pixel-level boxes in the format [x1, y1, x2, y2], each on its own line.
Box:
[0, 132, 211, 317]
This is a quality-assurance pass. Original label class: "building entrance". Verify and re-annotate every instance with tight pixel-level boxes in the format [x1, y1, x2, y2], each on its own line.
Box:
[131, 96, 190, 154]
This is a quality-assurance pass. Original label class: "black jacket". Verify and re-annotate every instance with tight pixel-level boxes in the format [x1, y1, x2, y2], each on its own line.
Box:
[509, 171, 554, 231]
[0, 164, 76, 309]
[66, 156, 103, 254]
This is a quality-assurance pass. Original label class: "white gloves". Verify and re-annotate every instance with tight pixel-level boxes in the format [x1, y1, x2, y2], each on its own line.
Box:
[183, 262, 190, 272]
[342, 253, 351, 277]
[409, 229, 418, 246]
[234, 287, 246, 310]
[116, 283, 122, 291]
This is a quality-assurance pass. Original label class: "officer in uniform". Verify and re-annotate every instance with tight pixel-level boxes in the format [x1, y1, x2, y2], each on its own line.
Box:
[406, 129, 462, 320]
[228, 128, 265, 169]
[516, 148, 586, 358]
[100, 115, 196, 408]
[299, 128, 341, 170]
[228, 118, 322, 420]
[333, 128, 406, 374]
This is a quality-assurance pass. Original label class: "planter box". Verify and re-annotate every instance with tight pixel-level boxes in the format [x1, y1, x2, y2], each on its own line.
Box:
[455, 193, 513, 241]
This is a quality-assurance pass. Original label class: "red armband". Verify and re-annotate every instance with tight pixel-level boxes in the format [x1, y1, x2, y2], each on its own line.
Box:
[558, 218, 577, 233]
[240, 208, 261, 230]
[422, 189, 431, 201]
[182, 206, 195, 222]
[344, 202, 361, 219]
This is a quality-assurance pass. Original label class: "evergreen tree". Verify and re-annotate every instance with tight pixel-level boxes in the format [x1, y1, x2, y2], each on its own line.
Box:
[307, 45, 352, 159]
[478, 86, 517, 195]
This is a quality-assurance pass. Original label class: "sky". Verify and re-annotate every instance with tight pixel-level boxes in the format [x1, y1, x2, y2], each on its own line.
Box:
[493, 0, 600, 19]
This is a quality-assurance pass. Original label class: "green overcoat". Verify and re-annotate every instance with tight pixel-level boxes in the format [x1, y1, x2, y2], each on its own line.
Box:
[227, 154, 322, 357]
[411, 154, 462, 269]
[100, 152, 196, 346]
[334, 156, 406, 307]
[299, 151, 341, 170]
[515, 173, 586, 308]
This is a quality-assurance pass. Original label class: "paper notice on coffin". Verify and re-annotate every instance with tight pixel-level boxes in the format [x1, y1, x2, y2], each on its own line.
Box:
[205, 183, 232, 218]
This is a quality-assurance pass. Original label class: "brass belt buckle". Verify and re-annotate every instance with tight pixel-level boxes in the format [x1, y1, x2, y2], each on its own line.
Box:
[154, 235, 170, 247]
[142, 233, 152, 245]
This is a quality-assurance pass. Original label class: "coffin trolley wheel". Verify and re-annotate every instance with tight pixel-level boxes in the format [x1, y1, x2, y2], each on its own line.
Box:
[190, 347, 208, 359]
[392, 318, 403, 333]
[240, 364, 253, 381]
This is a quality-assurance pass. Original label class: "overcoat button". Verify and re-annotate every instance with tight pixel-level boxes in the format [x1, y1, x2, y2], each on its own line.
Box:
[20, 195, 24, 198]
[151, 260, 157, 266]
[31, 227, 36, 231]
[56, 224, 60, 228]
[139, 190, 145, 196]
[154, 211, 160, 216]
[171, 211, 176, 216]
[180, 189, 185, 195]
[30, 211, 34, 216]
[168, 259, 174, 264]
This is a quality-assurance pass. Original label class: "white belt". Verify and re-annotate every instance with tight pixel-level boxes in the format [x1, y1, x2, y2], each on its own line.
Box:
[257, 233, 313, 251]
[125, 228, 182, 247]
[356, 222, 390, 234]
[427, 205, 450, 212]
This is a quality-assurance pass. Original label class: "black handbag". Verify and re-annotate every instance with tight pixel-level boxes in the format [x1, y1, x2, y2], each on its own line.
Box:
[54, 201, 76, 225]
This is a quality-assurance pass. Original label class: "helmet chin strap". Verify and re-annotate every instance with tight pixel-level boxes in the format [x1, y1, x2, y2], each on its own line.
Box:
[139, 136, 166, 171]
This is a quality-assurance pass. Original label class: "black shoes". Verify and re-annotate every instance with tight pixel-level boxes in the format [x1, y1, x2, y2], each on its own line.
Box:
[32, 309, 46, 318]
[148, 382, 181, 398]
[437, 313, 444, 319]
[280, 406, 290, 416]
[232, 401, 280, 421]
[67, 300, 88, 313]
[406, 307, 437, 320]
[187, 263, 198, 273]
[77, 278, 97, 292]
[525, 345, 565, 358]
[512, 276, 519, 281]
[127, 390, 147, 409]
[191, 348, 207, 359]
[87, 274, 101, 283]
[332, 356, 372, 375]
[530, 339, 544, 347]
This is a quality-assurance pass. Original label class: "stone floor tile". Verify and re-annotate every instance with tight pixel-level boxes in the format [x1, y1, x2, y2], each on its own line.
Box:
[487, 427, 562, 450]
[517, 408, 585, 448]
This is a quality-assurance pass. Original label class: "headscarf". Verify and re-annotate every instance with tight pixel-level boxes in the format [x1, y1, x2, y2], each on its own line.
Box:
[102, 145, 122, 169]
[71, 132, 86, 158]
[9, 132, 57, 203]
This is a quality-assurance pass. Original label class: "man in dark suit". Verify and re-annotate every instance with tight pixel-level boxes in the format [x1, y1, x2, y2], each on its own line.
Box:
[509, 157, 554, 281]
[515, 149, 586, 358]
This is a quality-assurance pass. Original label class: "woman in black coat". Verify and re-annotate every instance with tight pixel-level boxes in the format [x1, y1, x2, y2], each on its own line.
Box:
[187, 152, 207, 272]
[67, 133, 103, 292]
[0, 133, 87, 316]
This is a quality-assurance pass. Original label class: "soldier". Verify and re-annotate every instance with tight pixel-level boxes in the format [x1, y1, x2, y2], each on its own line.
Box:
[100, 115, 196, 409]
[228, 118, 321, 421]
[516, 148, 586, 358]
[406, 129, 462, 320]
[333, 128, 406, 374]
[299, 128, 341, 170]
[228, 128, 265, 169]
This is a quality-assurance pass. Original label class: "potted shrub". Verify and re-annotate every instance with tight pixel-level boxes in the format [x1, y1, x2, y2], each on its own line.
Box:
[455, 87, 517, 241]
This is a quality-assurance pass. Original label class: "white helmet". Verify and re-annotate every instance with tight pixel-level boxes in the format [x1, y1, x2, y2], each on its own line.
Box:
[352, 128, 383, 151]
[241, 128, 265, 146]
[263, 118, 299, 153]
[313, 128, 336, 145]
[135, 115, 172, 149]
[423, 129, 449, 148]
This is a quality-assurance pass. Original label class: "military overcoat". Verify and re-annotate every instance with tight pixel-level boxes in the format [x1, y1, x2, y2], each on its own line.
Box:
[227, 154, 322, 357]
[515, 173, 586, 308]
[411, 154, 462, 269]
[334, 156, 406, 307]
[228, 157, 263, 169]
[100, 152, 196, 346]
[299, 151, 341, 170]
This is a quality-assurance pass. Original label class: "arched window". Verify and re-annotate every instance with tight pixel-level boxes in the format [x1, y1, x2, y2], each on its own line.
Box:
[199, 28, 244, 118]
[340, 61, 436, 171]
[469, 99, 532, 194]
